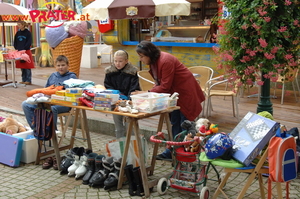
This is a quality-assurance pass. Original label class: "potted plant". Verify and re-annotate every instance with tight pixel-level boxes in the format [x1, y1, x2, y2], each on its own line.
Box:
[213, 0, 300, 114]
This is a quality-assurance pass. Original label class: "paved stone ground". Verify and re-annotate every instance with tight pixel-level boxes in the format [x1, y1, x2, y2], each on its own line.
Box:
[1, 111, 300, 199]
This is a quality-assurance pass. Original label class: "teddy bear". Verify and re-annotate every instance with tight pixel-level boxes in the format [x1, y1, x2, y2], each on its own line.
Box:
[0, 115, 27, 135]
[184, 132, 202, 152]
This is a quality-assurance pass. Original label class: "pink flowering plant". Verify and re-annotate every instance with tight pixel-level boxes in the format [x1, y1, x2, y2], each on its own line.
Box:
[213, 0, 300, 87]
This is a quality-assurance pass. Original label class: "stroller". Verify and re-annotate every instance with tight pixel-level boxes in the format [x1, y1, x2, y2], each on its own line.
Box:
[150, 130, 221, 199]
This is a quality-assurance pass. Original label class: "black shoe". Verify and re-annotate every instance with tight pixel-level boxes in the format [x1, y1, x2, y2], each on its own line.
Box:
[156, 154, 172, 161]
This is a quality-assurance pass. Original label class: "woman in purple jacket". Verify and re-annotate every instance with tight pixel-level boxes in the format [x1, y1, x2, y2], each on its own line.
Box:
[132, 41, 205, 160]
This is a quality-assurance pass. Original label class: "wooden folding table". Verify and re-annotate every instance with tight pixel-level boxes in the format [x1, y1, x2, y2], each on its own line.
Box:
[45, 102, 179, 197]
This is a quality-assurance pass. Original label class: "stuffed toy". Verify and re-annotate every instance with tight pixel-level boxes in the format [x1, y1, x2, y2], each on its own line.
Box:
[114, 100, 138, 114]
[181, 120, 197, 136]
[199, 123, 219, 136]
[195, 118, 211, 133]
[196, 118, 219, 136]
[184, 132, 202, 152]
[0, 115, 27, 135]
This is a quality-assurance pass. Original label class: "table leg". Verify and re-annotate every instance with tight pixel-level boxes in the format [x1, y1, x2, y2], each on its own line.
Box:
[69, 108, 80, 148]
[52, 129, 61, 170]
[132, 119, 150, 197]
[117, 119, 134, 190]
[2, 61, 23, 88]
[149, 112, 173, 176]
[80, 109, 92, 150]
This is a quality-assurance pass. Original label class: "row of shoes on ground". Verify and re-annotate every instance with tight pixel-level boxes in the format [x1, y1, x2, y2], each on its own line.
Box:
[58, 147, 145, 195]
[42, 156, 58, 170]
[83, 154, 122, 191]
[59, 147, 92, 179]
[82, 155, 146, 195]
[58, 146, 120, 190]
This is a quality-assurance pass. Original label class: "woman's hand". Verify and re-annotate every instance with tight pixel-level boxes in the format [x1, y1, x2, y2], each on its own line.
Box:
[131, 91, 148, 95]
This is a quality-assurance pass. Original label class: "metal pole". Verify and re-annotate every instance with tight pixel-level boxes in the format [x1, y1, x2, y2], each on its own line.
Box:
[257, 71, 273, 114]
[2, 22, 8, 80]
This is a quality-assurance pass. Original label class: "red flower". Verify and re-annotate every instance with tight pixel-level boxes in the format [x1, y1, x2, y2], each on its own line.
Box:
[258, 38, 268, 48]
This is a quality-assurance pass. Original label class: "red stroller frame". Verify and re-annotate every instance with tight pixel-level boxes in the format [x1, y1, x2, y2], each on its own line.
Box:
[150, 130, 221, 199]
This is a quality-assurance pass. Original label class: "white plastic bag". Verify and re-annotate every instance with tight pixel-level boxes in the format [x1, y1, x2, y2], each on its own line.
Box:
[105, 135, 148, 167]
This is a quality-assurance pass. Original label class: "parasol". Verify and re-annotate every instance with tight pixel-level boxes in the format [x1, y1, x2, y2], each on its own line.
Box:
[82, 0, 191, 20]
[82, 0, 114, 21]
[108, 0, 191, 20]
[0, 2, 30, 84]
[82, 0, 191, 69]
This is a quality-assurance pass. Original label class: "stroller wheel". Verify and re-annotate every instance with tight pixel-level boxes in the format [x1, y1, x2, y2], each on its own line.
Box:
[157, 178, 168, 195]
[200, 186, 209, 199]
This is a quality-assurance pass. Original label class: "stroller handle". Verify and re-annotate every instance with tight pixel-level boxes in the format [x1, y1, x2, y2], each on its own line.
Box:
[150, 132, 201, 146]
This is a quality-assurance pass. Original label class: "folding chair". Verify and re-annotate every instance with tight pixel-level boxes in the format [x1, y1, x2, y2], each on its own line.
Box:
[212, 147, 282, 199]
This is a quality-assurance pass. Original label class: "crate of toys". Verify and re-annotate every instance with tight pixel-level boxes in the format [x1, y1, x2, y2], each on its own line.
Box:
[131, 92, 170, 113]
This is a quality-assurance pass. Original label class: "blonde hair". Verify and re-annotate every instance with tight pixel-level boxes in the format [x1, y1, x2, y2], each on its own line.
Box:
[114, 50, 128, 60]
[18, 21, 28, 28]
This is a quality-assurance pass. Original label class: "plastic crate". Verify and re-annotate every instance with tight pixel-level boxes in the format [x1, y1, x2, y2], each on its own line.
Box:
[13, 130, 38, 164]
[131, 92, 170, 113]
[168, 98, 178, 107]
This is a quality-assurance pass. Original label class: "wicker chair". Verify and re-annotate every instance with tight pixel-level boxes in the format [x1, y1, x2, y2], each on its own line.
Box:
[137, 70, 155, 91]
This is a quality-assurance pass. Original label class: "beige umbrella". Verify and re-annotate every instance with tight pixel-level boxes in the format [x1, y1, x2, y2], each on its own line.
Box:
[82, 0, 191, 20]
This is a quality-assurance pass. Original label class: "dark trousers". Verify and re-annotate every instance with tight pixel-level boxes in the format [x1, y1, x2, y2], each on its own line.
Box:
[161, 110, 187, 158]
[21, 68, 32, 83]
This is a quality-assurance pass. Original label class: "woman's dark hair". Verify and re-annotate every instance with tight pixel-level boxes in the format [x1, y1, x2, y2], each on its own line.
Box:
[136, 40, 161, 65]
[55, 55, 69, 65]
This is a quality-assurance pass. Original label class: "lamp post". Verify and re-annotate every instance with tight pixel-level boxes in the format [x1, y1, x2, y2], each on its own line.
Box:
[257, 72, 273, 115]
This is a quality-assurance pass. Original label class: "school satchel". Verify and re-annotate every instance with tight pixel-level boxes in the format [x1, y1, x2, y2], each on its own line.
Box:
[268, 127, 297, 199]
[32, 103, 54, 151]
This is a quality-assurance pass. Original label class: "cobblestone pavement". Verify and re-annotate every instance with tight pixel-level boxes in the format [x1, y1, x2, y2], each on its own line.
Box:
[1, 111, 300, 199]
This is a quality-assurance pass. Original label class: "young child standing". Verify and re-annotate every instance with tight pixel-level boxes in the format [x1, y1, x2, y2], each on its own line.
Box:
[104, 50, 140, 138]
[14, 21, 35, 85]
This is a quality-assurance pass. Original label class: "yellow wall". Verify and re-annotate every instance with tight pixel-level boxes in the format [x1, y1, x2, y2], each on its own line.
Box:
[103, 20, 222, 76]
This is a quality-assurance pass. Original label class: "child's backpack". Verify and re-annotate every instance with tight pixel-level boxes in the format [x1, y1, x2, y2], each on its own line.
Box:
[32, 104, 54, 151]
[268, 127, 297, 199]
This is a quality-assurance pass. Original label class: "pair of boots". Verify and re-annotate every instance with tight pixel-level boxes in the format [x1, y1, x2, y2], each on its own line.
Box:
[87, 156, 121, 190]
[60, 147, 78, 175]
[67, 147, 91, 179]
[82, 154, 105, 185]
[124, 164, 145, 196]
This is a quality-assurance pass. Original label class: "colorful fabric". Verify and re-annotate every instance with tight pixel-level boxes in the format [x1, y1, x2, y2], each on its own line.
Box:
[26, 85, 64, 97]
[15, 50, 35, 69]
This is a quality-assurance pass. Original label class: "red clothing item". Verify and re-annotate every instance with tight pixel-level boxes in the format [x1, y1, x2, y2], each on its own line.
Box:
[149, 52, 205, 121]
[15, 49, 35, 69]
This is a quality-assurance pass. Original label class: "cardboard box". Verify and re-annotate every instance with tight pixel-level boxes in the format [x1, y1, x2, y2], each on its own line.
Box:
[65, 96, 81, 102]
[229, 112, 280, 166]
[50, 99, 83, 106]
[94, 93, 119, 104]
[65, 92, 82, 97]
[55, 90, 66, 96]
[51, 94, 66, 101]
[13, 130, 38, 164]
[65, 88, 83, 93]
